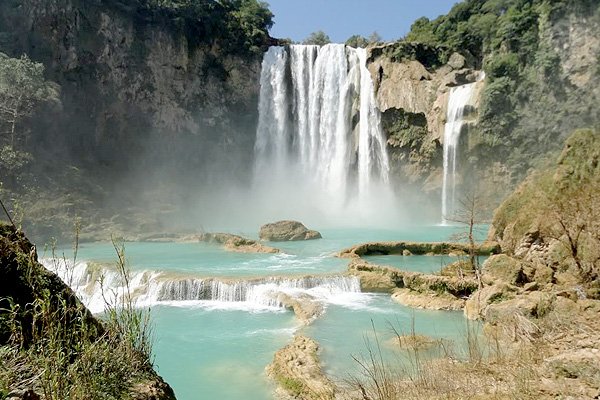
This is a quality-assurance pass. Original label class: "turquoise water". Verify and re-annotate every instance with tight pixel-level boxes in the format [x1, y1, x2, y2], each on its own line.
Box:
[152, 305, 296, 400]
[54, 225, 483, 400]
[363, 254, 450, 274]
[363, 254, 489, 274]
[301, 294, 470, 383]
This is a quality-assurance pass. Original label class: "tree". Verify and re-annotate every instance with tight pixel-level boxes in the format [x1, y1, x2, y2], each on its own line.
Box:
[446, 191, 488, 289]
[368, 31, 383, 44]
[539, 129, 600, 284]
[303, 30, 330, 46]
[345, 35, 370, 48]
[0, 53, 60, 146]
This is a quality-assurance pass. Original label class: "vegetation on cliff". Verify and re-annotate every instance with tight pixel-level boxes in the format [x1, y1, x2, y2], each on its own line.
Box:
[0, 223, 175, 399]
[137, 0, 273, 56]
[0, 0, 277, 241]
[493, 128, 600, 287]
[406, 0, 600, 181]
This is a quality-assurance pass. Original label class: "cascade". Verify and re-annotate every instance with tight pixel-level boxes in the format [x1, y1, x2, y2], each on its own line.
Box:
[441, 73, 485, 223]
[254, 44, 391, 220]
[42, 259, 361, 313]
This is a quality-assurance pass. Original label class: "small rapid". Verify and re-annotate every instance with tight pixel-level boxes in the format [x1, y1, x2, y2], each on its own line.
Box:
[41, 258, 362, 314]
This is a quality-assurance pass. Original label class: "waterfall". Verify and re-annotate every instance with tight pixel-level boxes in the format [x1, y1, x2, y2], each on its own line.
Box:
[254, 44, 391, 221]
[441, 73, 485, 223]
[41, 259, 362, 313]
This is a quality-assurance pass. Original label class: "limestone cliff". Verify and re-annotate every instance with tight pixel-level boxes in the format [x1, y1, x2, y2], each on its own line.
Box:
[0, 0, 267, 240]
[369, 5, 600, 210]
[367, 42, 484, 197]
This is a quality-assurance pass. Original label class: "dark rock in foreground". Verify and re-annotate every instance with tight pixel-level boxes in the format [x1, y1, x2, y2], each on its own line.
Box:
[258, 221, 322, 242]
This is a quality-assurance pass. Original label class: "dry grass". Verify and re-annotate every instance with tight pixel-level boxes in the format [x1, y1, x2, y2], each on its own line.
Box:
[345, 304, 600, 400]
[0, 232, 157, 400]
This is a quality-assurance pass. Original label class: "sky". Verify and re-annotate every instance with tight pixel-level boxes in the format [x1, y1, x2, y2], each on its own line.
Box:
[266, 0, 460, 43]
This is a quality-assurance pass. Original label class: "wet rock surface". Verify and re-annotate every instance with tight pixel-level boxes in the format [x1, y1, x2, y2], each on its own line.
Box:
[259, 221, 322, 242]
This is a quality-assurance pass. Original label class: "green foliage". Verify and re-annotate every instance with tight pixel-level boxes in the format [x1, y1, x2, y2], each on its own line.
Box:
[303, 30, 331, 46]
[485, 52, 520, 79]
[137, 0, 273, 56]
[278, 376, 306, 397]
[346, 35, 370, 48]
[0, 53, 60, 145]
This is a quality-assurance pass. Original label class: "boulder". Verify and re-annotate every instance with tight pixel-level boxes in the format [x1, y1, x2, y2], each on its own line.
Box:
[392, 288, 465, 311]
[258, 220, 321, 242]
[441, 260, 476, 277]
[464, 283, 515, 320]
[448, 52, 467, 70]
[485, 291, 556, 323]
[275, 293, 324, 325]
[198, 232, 280, 254]
[482, 254, 529, 286]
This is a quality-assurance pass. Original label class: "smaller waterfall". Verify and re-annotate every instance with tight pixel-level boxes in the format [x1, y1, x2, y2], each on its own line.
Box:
[441, 73, 485, 223]
[42, 259, 362, 313]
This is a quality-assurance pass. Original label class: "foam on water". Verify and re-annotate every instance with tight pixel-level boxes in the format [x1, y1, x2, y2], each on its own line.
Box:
[42, 258, 362, 314]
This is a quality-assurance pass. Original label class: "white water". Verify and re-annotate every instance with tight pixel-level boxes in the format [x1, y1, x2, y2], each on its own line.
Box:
[441, 73, 485, 223]
[254, 44, 392, 224]
[41, 258, 361, 314]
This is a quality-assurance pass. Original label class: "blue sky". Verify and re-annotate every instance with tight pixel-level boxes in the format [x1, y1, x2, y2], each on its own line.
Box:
[266, 0, 459, 43]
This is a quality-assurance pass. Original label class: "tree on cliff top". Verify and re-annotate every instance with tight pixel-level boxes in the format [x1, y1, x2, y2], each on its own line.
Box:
[141, 0, 273, 55]
[304, 30, 331, 46]
[346, 35, 370, 48]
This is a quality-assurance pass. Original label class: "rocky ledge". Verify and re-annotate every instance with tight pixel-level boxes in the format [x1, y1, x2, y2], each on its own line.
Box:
[276, 293, 324, 325]
[266, 336, 339, 400]
[348, 258, 477, 310]
[337, 241, 500, 258]
[259, 221, 322, 242]
[198, 232, 280, 254]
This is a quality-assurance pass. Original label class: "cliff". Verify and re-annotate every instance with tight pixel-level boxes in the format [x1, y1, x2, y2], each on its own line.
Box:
[367, 42, 484, 197]
[0, 0, 270, 240]
[1, 0, 263, 169]
[369, 1, 600, 211]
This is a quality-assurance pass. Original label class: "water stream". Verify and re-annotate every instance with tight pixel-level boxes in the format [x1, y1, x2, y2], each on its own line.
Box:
[441, 73, 485, 222]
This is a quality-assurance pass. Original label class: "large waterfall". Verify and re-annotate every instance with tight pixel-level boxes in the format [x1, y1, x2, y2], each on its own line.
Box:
[254, 44, 392, 223]
[41, 259, 362, 314]
[441, 73, 485, 222]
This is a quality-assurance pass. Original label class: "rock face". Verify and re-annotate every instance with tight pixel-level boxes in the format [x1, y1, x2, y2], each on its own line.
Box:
[198, 232, 280, 254]
[0, 0, 264, 241]
[258, 221, 322, 242]
[0, 0, 261, 172]
[366, 42, 485, 197]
